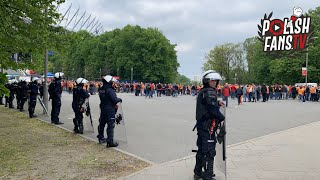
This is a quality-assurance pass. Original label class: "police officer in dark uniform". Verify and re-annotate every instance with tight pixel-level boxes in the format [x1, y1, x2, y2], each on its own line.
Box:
[48, 72, 64, 124]
[97, 75, 122, 147]
[8, 79, 18, 108]
[194, 70, 225, 180]
[16, 77, 29, 111]
[4, 80, 11, 107]
[28, 77, 39, 118]
[39, 81, 44, 99]
[72, 78, 90, 134]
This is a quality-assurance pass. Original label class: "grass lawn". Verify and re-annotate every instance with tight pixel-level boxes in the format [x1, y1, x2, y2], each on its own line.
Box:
[0, 106, 150, 179]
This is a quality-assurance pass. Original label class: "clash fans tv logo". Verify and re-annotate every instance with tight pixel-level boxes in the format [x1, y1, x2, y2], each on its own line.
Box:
[258, 7, 315, 52]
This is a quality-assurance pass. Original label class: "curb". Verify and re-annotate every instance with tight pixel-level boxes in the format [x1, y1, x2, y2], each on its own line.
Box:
[3, 107, 155, 167]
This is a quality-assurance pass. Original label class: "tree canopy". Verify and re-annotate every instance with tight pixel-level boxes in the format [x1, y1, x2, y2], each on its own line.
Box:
[203, 6, 320, 85]
[48, 25, 180, 83]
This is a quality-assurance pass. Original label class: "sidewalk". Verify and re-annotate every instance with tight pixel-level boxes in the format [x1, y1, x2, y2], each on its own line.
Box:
[119, 121, 320, 180]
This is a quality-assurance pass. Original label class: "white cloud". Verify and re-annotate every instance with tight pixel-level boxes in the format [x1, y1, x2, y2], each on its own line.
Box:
[175, 43, 193, 53]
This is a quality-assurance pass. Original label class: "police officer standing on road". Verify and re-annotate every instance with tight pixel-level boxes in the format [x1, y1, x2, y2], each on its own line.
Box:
[28, 77, 39, 118]
[16, 77, 29, 111]
[97, 75, 122, 147]
[72, 78, 90, 134]
[48, 72, 64, 125]
[8, 79, 18, 108]
[194, 70, 225, 180]
[4, 80, 11, 107]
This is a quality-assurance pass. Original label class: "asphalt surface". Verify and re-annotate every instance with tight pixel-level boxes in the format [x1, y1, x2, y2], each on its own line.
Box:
[18, 92, 320, 163]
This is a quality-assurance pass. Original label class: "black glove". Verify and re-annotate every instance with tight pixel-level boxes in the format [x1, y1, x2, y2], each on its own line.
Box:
[115, 114, 123, 124]
[119, 98, 122, 103]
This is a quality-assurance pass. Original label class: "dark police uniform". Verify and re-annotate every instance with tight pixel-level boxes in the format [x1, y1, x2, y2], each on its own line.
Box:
[72, 85, 89, 134]
[8, 82, 17, 108]
[4, 82, 10, 107]
[16, 81, 28, 111]
[48, 78, 63, 124]
[28, 81, 39, 118]
[98, 82, 121, 147]
[194, 87, 225, 180]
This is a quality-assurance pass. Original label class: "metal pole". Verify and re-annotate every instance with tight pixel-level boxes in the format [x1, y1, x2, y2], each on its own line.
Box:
[131, 67, 133, 83]
[306, 47, 308, 86]
[43, 7, 49, 114]
[43, 49, 48, 114]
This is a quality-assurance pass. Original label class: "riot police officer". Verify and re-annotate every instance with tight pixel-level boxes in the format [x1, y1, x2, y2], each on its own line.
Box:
[39, 81, 44, 99]
[48, 72, 64, 124]
[72, 78, 90, 134]
[8, 79, 18, 108]
[194, 70, 225, 180]
[97, 75, 122, 147]
[16, 77, 29, 111]
[4, 80, 11, 107]
[28, 77, 39, 118]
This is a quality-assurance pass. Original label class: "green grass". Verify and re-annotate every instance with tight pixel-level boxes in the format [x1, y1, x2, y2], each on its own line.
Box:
[0, 106, 149, 179]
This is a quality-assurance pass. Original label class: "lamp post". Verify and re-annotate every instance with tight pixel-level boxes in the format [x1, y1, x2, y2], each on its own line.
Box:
[306, 36, 318, 86]
[305, 47, 308, 86]
[131, 67, 133, 83]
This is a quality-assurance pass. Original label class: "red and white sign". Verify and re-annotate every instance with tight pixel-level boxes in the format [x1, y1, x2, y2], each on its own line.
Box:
[302, 67, 307, 76]
[113, 76, 120, 80]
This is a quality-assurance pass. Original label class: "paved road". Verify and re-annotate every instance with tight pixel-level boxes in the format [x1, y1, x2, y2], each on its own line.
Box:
[26, 92, 320, 164]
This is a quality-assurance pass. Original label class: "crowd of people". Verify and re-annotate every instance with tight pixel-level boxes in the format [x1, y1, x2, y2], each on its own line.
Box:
[53, 80, 320, 106]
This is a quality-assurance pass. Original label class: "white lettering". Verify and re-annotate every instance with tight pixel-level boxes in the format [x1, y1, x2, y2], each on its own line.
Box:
[270, 37, 277, 51]
[285, 35, 293, 50]
[262, 20, 270, 36]
[264, 36, 272, 51]
[294, 18, 302, 34]
[301, 17, 311, 33]
[278, 36, 286, 50]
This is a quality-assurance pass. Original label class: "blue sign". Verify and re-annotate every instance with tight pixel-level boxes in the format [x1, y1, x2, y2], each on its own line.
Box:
[48, 51, 54, 56]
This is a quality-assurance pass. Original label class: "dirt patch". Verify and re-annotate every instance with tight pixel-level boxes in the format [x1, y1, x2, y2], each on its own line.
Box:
[0, 106, 150, 179]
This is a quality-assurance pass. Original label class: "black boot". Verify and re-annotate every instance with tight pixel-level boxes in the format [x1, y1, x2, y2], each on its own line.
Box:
[106, 128, 118, 147]
[202, 156, 215, 180]
[194, 152, 204, 179]
[106, 141, 119, 148]
[78, 118, 84, 134]
[73, 118, 79, 133]
[79, 124, 83, 134]
[98, 137, 107, 144]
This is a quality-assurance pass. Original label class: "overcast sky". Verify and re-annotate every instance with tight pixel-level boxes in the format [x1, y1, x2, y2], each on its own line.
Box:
[59, 0, 319, 80]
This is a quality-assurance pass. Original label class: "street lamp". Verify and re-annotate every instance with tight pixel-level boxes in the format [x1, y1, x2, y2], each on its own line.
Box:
[306, 36, 318, 86]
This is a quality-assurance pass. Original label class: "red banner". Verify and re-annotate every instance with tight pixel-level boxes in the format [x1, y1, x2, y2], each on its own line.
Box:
[302, 67, 307, 76]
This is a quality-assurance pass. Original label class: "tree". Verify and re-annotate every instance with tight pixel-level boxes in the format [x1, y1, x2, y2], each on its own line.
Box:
[54, 25, 179, 82]
[203, 43, 247, 84]
[174, 74, 191, 85]
[0, 0, 65, 69]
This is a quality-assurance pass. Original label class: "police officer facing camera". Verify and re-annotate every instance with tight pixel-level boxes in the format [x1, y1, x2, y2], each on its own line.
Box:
[72, 78, 90, 134]
[97, 75, 122, 147]
[48, 72, 64, 125]
[16, 77, 29, 111]
[194, 70, 225, 180]
[28, 77, 39, 118]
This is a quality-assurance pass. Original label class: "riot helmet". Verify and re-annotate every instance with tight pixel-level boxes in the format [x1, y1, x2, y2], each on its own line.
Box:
[54, 72, 64, 79]
[202, 70, 222, 88]
[76, 77, 88, 86]
[32, 77, 39, 83]
[102, 75, 117, 84]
